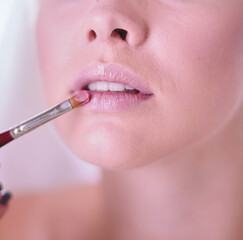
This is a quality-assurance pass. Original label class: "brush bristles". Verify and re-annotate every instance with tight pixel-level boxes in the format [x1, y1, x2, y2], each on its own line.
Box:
[69, 96, 82, 108]
[69, 95, 90, 108]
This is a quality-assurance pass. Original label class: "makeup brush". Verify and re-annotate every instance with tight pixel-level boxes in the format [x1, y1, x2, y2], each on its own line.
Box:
[0, 91, 90, 148]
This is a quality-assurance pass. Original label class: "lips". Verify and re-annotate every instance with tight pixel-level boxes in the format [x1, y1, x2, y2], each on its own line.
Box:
[71, 62, 153, 112]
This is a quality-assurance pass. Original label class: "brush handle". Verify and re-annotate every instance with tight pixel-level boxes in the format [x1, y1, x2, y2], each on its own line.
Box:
[0, 131, 14, 148]
[0, 93, 89, 148]
[9, 99, 73, 139]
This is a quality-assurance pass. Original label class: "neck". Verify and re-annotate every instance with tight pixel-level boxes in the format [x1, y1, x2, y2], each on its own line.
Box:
[102, 108, 243, 240]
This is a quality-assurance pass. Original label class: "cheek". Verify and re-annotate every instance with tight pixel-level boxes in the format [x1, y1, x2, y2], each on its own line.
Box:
[143, 6, 243, 157]
[155, 7, 242, 126]
[36, 14, 57, 103]
[36, 6, 81, 104]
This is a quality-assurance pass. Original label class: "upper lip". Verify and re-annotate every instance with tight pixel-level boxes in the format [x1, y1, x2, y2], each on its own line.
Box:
[71, 62, 153, 95]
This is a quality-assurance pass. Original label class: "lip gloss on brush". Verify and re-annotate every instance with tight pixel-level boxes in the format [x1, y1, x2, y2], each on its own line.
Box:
[0, 91, 90, 148]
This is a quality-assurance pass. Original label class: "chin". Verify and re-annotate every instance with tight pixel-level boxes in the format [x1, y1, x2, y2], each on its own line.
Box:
[68, 133, 146, 170]
[59, 122, 156, 170]
[73, 147, 139, 170]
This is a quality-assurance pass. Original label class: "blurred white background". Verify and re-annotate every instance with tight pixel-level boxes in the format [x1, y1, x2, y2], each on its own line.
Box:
[0, 0, 100, 194]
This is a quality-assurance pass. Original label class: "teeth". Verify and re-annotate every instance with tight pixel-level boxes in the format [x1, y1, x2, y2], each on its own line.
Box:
[87, 81, 136, 92]
[109, 82, 125, 91]
[88, 81, 109, 91]
[88, 82, 99, 91]
[125, 85, 135, 90]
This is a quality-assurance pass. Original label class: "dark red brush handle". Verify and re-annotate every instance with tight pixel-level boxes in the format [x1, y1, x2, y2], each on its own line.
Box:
[0, 131, 14, 148]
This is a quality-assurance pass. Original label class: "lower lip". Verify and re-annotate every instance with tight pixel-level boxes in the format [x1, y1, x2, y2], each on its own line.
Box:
[78, 91, 153, 112]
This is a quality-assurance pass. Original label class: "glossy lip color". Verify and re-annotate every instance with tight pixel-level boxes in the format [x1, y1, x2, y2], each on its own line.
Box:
[71, 62, 154, 112]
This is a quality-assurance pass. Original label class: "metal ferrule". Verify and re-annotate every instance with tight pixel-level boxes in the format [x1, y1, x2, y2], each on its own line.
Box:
[10, 99, 73, 139]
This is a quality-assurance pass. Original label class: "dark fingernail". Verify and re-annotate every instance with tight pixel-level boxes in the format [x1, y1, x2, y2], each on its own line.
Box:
[0, 183, 2, 191]
[0, 192, 12, 206]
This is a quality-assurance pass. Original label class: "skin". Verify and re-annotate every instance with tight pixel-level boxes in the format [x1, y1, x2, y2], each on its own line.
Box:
[0, 206, 7, 220]
[1, 0, 242, 239]
[37, 0, 243, 169]
[0, 188, 8, 220]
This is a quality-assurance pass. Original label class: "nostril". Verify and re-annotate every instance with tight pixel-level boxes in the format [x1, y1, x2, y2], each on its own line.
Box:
[111, 28, 128, 41]
[88, 30, 97, 41]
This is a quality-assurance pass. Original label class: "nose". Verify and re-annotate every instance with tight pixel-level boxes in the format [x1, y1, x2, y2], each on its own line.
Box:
[81, 5, 147, 46]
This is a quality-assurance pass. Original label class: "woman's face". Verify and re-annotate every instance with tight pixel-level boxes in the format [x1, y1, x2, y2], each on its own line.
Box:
[37, 0, 243, 169]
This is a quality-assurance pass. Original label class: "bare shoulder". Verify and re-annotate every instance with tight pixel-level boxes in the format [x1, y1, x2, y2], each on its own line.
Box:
[0, 192, 46, 239]
[0, 184, 106, 240]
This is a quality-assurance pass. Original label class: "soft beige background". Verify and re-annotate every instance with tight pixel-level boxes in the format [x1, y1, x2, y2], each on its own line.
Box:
[0, 0, 100, 194]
